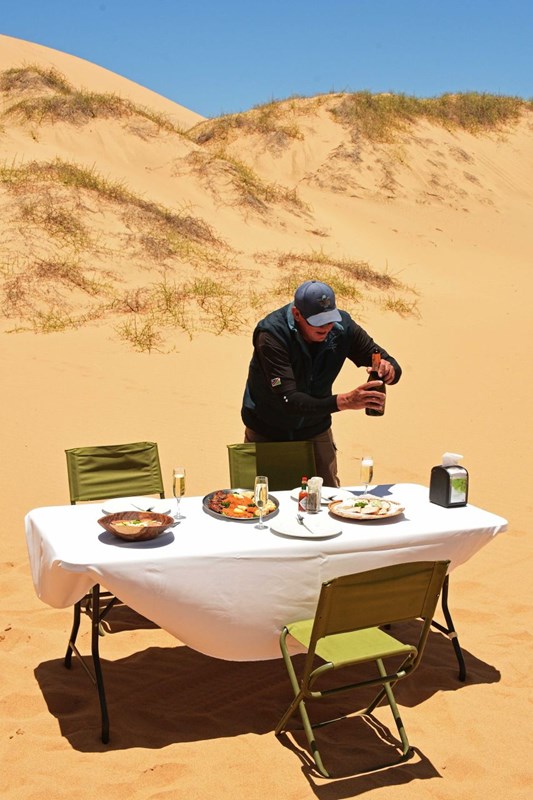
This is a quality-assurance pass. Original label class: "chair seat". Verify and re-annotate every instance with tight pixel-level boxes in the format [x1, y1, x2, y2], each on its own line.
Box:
[287, 619, 416, 667]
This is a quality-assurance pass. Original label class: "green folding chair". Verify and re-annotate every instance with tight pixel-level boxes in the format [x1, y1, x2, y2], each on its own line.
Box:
[64, 440, 164, 743]
[276, 560, 450, 778]
[66, 440, 164, 503]
[227, 441, 317, 491]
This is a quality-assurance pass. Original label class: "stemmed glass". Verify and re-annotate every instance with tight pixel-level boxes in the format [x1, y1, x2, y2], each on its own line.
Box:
[360, 455, 374, 495]
[172, 466, 186, 519]
[254, 475, 269, 530]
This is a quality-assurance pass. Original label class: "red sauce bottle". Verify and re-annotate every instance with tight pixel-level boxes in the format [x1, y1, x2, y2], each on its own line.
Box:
[298, 476, 308, 511]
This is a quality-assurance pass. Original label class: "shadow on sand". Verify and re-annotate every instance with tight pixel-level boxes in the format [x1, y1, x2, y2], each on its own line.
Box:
[34, 607, 500, 797]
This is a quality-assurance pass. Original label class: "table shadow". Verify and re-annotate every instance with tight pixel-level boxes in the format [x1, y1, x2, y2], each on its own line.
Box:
[34, 622, 500, 757]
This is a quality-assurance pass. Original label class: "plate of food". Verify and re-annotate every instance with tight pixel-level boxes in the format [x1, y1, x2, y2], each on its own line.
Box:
[290, 486, 354, 505]
[98, 511, 175, 541]
[202, 489, 279, 522]
[328, 496, 405, 521]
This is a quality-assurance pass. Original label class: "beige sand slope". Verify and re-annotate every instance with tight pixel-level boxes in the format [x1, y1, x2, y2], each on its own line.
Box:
[0, 34, 204, 129]
[1, 36, 532, 800]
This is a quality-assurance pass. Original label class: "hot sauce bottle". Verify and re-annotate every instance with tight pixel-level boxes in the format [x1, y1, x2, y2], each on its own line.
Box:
[298, 476, 308, 511]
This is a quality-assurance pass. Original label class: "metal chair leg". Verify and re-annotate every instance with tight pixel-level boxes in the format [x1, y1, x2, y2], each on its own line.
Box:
[431, 575, 466, 681]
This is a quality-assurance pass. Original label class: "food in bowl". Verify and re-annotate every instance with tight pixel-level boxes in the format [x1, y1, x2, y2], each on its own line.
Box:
[98, 511, 174, 541]
[111, 518, 162, 533]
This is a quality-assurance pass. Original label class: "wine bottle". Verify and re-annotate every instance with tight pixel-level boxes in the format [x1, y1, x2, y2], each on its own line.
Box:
[365, 347, 386, 417]
[298, 476, 309, 511]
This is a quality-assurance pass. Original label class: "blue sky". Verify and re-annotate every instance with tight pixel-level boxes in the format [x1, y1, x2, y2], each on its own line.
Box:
[2, 0, 532, 118]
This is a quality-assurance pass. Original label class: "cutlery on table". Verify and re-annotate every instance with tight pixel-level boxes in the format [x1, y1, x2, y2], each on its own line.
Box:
[296, 514, 317, 534]
[132, 503, 154, 512]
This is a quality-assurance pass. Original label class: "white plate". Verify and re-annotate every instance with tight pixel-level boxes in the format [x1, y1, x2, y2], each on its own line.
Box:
[290, 486, 354, 505]
[101, 496, 172, 515]
[270, 514, 342, 539]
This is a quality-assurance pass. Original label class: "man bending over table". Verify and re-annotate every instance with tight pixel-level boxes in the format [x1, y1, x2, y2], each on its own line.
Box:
[241, 280, 402, 486]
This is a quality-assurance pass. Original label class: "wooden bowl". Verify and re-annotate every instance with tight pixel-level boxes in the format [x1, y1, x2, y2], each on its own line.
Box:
[98, 511, 174, 541]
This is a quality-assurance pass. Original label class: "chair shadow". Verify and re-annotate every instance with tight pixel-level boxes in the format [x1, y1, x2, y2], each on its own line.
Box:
[34, 623, 499, 757]
[278, 732, 442, 797]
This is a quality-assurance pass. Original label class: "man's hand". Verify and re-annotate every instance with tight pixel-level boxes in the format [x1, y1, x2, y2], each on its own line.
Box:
[337, 380, 385, 412]
[367, 358, 396, 384]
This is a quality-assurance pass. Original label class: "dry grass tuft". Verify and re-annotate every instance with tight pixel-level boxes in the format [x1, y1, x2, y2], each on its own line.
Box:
[190, 99, 303, 146]
[112, 275, 249, 350]
[187, 149, 308, 214]
[331, 91, 530, 142]
[0, 158, 220, 246]
[0, 64, 72, 95]
[275, 251, 400, 291]
[18, 195, 91, 250]
[261, 250, 420, 320]
[1, 65, 183, 133]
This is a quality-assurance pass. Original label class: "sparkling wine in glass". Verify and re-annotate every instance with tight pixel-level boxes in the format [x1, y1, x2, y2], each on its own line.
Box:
[360, 456, 374, 494]
[172, 466, 186, 519]
[254, 475, 269, 529]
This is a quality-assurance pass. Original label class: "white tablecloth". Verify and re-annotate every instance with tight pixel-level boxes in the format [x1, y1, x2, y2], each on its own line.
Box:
[24, 483, 507, 660]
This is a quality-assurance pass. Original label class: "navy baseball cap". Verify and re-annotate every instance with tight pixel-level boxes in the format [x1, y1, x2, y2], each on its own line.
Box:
[294, 281, 342, 326]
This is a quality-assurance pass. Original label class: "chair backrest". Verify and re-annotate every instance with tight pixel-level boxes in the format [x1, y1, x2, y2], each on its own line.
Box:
[65, 441, 164, 503]
[309, 560, 449, 653]
[227, 441, 317, 490]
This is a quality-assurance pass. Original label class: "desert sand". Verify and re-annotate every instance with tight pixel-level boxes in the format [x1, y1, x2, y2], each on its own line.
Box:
[1, 34, 532, 799]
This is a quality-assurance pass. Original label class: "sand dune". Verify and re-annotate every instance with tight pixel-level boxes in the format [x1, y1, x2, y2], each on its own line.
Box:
[0, 34, 204, 128]
[1, 35, 532, 799]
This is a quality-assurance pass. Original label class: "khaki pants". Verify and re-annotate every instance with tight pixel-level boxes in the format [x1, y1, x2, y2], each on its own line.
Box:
[244, 427, 340, 487]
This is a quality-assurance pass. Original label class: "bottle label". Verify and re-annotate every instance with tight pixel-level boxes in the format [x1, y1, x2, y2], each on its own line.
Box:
[298, 493, 308, 512]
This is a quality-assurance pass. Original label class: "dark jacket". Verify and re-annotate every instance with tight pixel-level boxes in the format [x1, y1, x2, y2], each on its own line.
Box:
[241, 304, 401, 440]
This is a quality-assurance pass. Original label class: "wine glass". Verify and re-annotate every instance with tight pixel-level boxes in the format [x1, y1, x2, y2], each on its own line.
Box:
[254, 475, 269, 529]
[172, 466, 186, 519]
[360, 456, 374, 495]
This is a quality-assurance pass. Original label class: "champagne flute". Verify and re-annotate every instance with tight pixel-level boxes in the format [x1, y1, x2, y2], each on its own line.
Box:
[172, 466, 186, 519]
[254, 475, 269, 530]
[360, 456, 374, 495]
